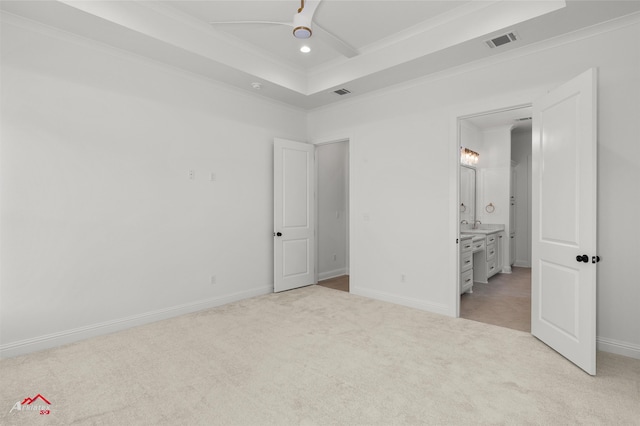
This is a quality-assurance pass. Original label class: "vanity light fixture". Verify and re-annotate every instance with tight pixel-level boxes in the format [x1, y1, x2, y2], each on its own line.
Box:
[461, 147, 479, 165]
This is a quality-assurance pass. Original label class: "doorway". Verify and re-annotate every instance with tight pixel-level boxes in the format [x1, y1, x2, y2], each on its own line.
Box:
[457, 106, 532, 332]
[315, 140, 350, 292]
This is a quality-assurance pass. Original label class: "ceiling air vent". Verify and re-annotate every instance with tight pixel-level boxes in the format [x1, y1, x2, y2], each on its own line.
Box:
[485, 32, 519, 49]
[333, 88, 351, 96]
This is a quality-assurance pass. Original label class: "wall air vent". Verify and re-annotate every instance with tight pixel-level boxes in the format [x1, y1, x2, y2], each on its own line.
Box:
[333, 88, 351, 96]
[514, 117, 532, 122]
[485, 32, 519, 48]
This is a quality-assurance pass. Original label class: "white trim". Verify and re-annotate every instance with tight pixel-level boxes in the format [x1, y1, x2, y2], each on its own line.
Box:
[352, 287, 450, 317]
[597, 337, 640, 360]
[0, 285, 272, 359]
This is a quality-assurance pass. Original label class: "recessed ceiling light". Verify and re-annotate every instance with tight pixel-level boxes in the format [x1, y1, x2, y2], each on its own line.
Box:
[300, 45, 311, 53]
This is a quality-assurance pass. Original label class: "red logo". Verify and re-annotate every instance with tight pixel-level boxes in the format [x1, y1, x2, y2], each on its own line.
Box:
[21, 394, 51, 406]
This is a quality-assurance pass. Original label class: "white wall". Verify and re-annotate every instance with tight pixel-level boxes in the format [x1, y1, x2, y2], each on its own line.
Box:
[0, 17, 306, 356]
[317, 141, 349, 280]
[511, 129, 532, 267]
[309, 18, 640, 358]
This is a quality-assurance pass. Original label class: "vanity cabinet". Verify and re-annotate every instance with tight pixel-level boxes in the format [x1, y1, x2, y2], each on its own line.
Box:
[471, 230, 503, 283]
[486, 233, 498, 278]
[460, 235, 473, 294]
[509, 232, 516, 266]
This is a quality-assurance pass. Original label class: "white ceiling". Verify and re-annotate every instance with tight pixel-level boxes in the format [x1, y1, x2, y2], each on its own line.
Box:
[2, 1, 640, 109]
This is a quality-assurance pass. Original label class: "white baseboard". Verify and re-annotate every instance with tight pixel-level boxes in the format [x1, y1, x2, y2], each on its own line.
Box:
[597, 336, 640, 360]
[351, 287, 450, 317]
[0, 285, 273, 359]
[513, 260, 531, 268]
[318, 268, 348, 281]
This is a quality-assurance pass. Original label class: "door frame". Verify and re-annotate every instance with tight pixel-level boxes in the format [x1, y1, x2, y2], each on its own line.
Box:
[312, 137, 351, 286]
[449, 92, 540, 318]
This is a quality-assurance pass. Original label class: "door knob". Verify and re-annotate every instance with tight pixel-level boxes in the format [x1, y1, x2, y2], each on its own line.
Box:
[275, 232, 282, 237]
[576, 254, 589, 263]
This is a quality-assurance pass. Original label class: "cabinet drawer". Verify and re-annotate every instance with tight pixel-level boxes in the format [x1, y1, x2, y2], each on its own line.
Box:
[486, 234, 497, 245]
[486, 243, 496, 261]
[461, 239, 473, 253]
[461, 269, 473, 294]
[472, 240, 485, 252]
[487, 259, 497, 276]
[461, 251, 473, 272]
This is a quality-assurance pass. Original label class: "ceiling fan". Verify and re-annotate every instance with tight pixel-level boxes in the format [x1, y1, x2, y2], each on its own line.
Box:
[209, 0, 358, 58]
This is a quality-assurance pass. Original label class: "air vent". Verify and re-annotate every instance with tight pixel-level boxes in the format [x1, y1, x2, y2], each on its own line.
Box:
[333, 88, 351, 96]
[485, 32, 519, 48]
[514, 117, 532, 122]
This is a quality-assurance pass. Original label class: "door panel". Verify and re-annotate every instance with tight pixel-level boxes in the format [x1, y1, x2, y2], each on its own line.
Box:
[274, 138, 315, 292]
[531, 69, 597, 375]
[539, 261, 579, 338]
[283, 239, 309, 277]
[539, 94, 580, 245]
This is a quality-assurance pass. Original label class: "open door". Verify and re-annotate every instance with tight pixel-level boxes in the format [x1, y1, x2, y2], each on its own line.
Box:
[531, 69, 598, 375]
[273, 138, 316, 292]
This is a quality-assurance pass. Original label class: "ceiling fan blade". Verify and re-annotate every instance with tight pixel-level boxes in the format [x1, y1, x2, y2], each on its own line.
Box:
[210, 21, 293, 27]
[298, 0, 321, 20]
[314, 23, 359, 58]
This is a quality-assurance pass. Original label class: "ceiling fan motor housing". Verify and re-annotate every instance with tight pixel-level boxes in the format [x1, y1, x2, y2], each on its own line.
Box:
[293, 10, 312, 38]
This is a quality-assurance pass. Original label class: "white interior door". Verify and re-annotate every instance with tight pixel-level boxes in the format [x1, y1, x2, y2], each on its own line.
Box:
[274, 138, 315, 292]
[531, 69, 598, 375]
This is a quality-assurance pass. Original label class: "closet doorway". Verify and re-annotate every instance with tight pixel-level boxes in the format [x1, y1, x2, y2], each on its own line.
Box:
[457, 107, 532, 332]
[315, 140, 350, 293]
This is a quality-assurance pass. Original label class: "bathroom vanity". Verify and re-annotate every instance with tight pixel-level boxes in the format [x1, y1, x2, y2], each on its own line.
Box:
[460, 235, 473, 294]
[461, 225, 505, 284]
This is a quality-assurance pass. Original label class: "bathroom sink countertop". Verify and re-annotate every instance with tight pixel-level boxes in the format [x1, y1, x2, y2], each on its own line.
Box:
[460, 224, 505, 235]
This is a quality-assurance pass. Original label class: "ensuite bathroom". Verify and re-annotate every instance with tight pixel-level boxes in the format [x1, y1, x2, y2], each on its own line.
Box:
[458, 107, 533, 332]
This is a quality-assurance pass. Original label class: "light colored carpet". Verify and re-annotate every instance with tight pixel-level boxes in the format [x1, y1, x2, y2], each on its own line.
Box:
[1, 285, 639, 425]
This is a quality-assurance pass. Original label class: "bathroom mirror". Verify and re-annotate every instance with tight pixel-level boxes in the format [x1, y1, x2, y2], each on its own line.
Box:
[460, 165, 476, 225]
